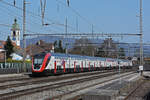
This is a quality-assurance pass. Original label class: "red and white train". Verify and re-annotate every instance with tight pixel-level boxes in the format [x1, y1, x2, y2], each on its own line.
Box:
[32, 52, 133, 75]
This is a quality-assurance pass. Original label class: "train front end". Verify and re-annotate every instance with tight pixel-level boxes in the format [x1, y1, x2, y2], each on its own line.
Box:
[32, 52, 51, 76]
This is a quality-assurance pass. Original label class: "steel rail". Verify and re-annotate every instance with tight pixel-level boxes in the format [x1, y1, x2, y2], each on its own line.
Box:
[0, 70, 133, 100]
[0, 70, 112, 90]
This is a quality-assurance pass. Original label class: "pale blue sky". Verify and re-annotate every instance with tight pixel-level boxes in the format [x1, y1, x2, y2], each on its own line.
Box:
[0, 0, 149, 43]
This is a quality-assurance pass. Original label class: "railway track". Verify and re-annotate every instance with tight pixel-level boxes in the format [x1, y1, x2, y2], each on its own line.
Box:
[0, 70, 134, 100]
[0, 70, 113, 90]
[0, 75, 30, 83]
[123, 76, 149, 100]
[49, 71, 135, 100]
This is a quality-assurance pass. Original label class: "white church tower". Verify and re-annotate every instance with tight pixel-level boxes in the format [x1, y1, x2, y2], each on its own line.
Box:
[11, 18, 20, 46]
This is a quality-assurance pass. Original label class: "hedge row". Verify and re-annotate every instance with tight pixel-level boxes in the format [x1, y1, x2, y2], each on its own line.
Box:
[0, 58, 32, 63]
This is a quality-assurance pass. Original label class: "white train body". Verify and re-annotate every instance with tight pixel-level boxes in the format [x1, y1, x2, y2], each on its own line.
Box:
[32, 53, 132, 75]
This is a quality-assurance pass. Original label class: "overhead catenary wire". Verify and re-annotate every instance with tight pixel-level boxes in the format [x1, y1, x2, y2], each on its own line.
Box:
[0, 3, 41, 27]
[0, 1, 69, 35]
[0, 0, 101, 35]
[0, 4, 59, 34]
[0, 22, 59, 36]
[0, 0, 144, 44]
[0, 4, 59, 35]
[55, 0, 102, 32]
[0, 30, 11, 41]
[0, 0, 76, 31]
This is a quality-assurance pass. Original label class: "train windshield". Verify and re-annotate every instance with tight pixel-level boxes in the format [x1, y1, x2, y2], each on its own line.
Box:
[33, 53, 45, 65]
[34, 58, 43, 65]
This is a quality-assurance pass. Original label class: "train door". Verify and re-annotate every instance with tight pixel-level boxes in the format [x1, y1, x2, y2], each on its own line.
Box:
[81, 60, 83, 72]
[68, 57, 71, 73]
[76, 59, 81, 72]
[85, 59, 88, 71]
[70, 57, 75, 73]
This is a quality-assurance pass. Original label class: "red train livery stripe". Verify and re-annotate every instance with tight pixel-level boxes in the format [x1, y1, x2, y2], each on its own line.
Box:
[88, 62, 90, 71]
[74, 61, 76, 72]
[81, 61, 83, 72]
[104, 62, 106, 67]
[32, 57, 34, 71]
[54, 61, 57, 73]
[63, 61, 66, 73]
[33, 53, 51, 72]
[99, 62, 101, 67]
[94, 62, 95, 70]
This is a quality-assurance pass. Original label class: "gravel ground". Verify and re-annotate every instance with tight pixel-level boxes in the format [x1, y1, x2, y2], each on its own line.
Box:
[0, 71, 107, 88]
[0, 74, 25, 78]
[9, 72, 136, 100]
[0, 71, 116, 95]
[125, 76, 150, 100]
[117, 71, 150, 100]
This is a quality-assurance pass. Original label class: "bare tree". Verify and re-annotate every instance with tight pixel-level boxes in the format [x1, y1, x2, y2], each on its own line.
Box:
[69, 38, 96, 56]
[96, 38, 118, 58]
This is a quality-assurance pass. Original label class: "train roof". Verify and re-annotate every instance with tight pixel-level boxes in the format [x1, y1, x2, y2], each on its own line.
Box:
[50, 53, 106, 61]
[34, 52, 131, 62]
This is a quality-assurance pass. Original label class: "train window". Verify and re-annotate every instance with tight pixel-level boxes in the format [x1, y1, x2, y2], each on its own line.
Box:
[3, 63, 5, 68]
[46, 57, 51, 66]
[76, 65, 80, 69]
[57, 66, 62, 70]
[90, 65, 94, 68]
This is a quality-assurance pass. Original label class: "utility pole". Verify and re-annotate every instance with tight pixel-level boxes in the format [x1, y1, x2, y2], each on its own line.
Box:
[92, 24, 94, 34]
[23, 0, 26, 72]
[140, 0, 143, 66]
[76, 17, 78, 33]
[65, 17, 68, 54]
[128, 44, 130, 57]
[65, 17, 68, 37]
[116, 44, 121, 84]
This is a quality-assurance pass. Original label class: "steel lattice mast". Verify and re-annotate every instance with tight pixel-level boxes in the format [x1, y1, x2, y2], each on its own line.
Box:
[23, 0, 26, 72]
[140, 0, 143, 66]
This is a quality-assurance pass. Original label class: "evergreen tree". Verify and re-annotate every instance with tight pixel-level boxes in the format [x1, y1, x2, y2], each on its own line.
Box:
[54, 41, 57, 48]
[54, 40, 65, 53]
[4, 36, 14, 59]
[54, 40, 58, 53]
[58, 40, 63, 53]
[119, 48, 125, 58]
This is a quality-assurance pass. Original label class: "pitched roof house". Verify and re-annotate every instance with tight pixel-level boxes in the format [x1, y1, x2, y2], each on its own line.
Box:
[0, 40, 21, 61]
[26, 40, 54, 56]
